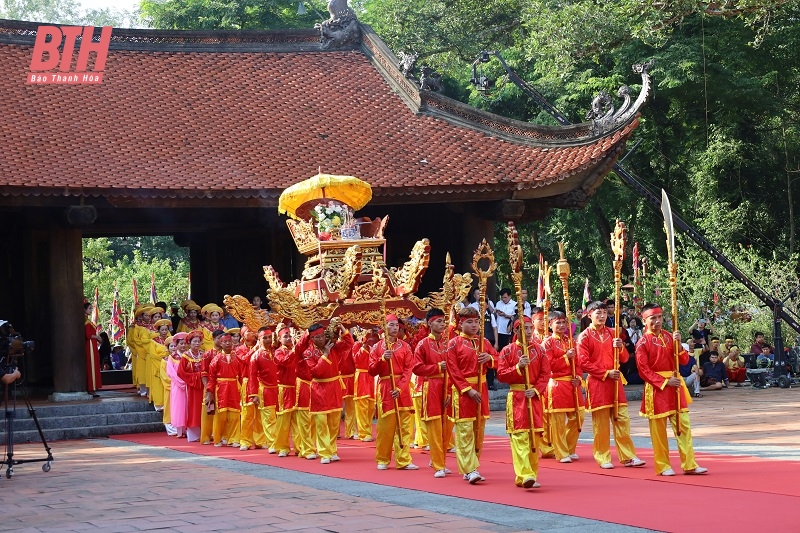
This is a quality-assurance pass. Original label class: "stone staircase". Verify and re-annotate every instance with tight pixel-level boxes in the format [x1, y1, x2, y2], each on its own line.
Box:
[0, 392, 163, 445]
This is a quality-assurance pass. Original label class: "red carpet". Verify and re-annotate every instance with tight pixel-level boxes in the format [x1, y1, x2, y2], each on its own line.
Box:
[112, 431, 800, 532]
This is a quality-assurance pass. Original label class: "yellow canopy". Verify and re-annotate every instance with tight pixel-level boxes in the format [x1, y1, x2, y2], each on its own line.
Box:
[278, 173, 372, 220]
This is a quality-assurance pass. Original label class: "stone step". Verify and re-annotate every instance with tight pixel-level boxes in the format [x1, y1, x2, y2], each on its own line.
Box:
[0, 422, 165, 445]
[1, 410, 162, 432]
[7, 398, 156, 420]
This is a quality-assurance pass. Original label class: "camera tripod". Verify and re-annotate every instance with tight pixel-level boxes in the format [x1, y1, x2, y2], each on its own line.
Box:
[2, 373, 54, 479]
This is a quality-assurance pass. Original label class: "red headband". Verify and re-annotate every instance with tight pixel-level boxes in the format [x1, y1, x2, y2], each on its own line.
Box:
[533, 311, 544, 318]
[385, 314, 399, 324]
[458, 313, 478, 324]
[278, 326, 291, 336]
[258, 329, 273, 338]
[513, 316, 532, 330]
[310, 328, 326, 338]
[642, 306, 663, 320]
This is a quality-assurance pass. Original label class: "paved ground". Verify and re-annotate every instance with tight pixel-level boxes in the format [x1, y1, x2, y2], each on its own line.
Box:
[1, 384, 798, 532]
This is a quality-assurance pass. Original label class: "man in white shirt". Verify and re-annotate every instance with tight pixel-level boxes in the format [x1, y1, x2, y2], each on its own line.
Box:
[521, 289, 532, 318]
[494, 288, 516, 349]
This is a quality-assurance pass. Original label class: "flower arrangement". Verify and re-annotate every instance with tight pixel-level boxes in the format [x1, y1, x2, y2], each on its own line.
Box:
[311, 201, 349, 238]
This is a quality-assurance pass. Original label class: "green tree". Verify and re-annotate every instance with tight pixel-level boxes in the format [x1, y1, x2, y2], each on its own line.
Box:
[82, 237, 190, 334]
[139, 0, 316, 30]
[1, 0, 137, 26]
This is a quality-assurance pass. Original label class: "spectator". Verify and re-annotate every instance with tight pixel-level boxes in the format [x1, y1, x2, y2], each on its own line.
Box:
[169, 302, 182, 332]
[493, 288, 515, 349]
[708, 337, 720, 354]
[252, 295, 263, 309]
[220, 308, 239, 330]
[750, 332, 771, 356]
[468, 288, 497, 349]
[110, 343, 127, 370]
[719, 337, 735, 358]
[520, 288, 532, 318]
[756, 345, 775, 368]
[688, 318, 712, 356]
[723, 346, 747, 386]
[98, 331, 112, 370]
[699, 351, 728, 390]
[627, 317, 644, 346]
[678, 343, 702, 398]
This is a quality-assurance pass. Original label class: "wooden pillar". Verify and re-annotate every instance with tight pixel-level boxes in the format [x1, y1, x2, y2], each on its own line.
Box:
[49, 225, 86, 392]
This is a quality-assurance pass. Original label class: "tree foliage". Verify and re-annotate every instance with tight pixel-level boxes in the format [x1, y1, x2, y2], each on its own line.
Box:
[139, 0, 318, 30]
[82, 237, 190, 330]
[0, 0, 138, 26]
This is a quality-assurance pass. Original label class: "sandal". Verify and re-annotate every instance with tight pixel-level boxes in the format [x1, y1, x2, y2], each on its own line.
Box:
[693, 393, 703, 398]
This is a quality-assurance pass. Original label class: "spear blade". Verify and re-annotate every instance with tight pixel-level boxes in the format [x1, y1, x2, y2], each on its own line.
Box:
[661, 189, 676, 264]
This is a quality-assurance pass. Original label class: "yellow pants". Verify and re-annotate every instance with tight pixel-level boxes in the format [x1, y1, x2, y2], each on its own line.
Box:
[548, 409, 585, 460]
[343, 397, 357, 438]
[412, 395, 427, 447]
[239, 403, 256, 447]
[591, 405, 638, 466]
[256, 406, 276, 449]
[423, 417, 450, 471]
[273, 409, 296, 454]
[648, 411, 699, 474]
[376, 410, 414, 468]
[201, 404, 214, 444]
[294, 409, 316, 457]
[314, 411, 341, 460]
[510, 430, 539, 486]
[355, 397, 375, 440]
[454, 418, 485, 475]
[538, 396, 554, 457]
[212, 410, 240, 445]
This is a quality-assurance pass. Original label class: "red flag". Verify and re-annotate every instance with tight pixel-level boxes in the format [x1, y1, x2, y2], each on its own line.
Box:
[110, 284, 124, 342]
[150, 272, 158, 305]
[131, 278, 139, 307]
[536, 253, 545, 306]
[582, 277, 591, 308]
[91, 286, 100, 326]
[632, 242, 639, 278]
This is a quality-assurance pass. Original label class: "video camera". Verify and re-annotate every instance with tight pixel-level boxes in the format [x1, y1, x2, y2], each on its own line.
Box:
[0, 320, 34, 374]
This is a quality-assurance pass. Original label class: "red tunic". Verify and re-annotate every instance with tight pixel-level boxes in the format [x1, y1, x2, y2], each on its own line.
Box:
[352, 342, 375, 400]
[542, 334, 586, 413]
[248, 347, 278, 408]
[496, 341, 549, 431]
[273, 344, 298, 413]
[446, 334, 497, 421]
[338, 338, 356, 399]
[84, 318, 101, 392]
[369, 338, 414, 417]
[412, 334, 450, 420]
[177, 350, 204, 427]
[305, 332, 354, 414]
[577, 326, 629, 411]
[636, 330, 691, 418]
[235, 343, 256, 407]
[206, 352, 243, 411]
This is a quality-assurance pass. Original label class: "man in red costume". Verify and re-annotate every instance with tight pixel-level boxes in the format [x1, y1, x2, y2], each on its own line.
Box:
[235, 326, 258, 449]
[247, 327, 279, 451]
[542, 311, 586, 464]
[447, 307, 497, 484]
[529, 306, 554, 458]
[577, 301, 645, 469]
[636, 303, 707, 476]
[412, 308, 455, 478]
[497, 317, 549, 489]
[369, 314, 417, 471]
[298, 323, 353, 464]
[352, 327, 379, 442]
[339, 326, 357, 440]
[206, 331, 243, 447]
[273, 325, 299, 457]
[200, 330, 223, 444]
